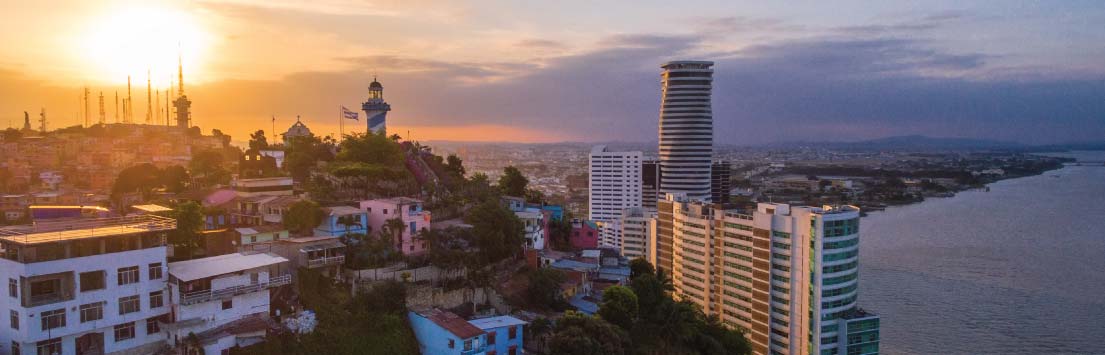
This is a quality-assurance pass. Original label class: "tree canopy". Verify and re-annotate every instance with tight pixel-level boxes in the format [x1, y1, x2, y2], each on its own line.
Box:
[498, 166, 528, 197]
[284, 200, 324, 236]
[548, 311, 632, 355]
[168, 201, 204, 260]
[598, 286, 639, 330]
[463, 199, 524, 263]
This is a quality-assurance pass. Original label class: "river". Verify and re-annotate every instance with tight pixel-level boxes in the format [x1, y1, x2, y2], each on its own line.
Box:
[858, 151, 1105, 354]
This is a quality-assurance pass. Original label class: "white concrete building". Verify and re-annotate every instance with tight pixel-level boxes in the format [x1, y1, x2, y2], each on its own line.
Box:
[588, 145, 642, 222]
[651, 194, 880, 355]
[0, 214, 176, 355]
[658, 61, 714, 202]
[619, 207, 655, 260]
[166, 252, 291, 354]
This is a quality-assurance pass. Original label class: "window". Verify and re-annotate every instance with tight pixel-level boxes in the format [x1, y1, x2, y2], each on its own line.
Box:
[508, 346, 517, 355]
[487, 331, 496, 345]
[29, 279, 61, 303]
[10, 310, 18, 330]
[222, 299, 233, 310]
[250, 236, 257, 243]
[80, 271, 106, 292]
[118, 295, 140, 315]
[148, 263, 163, 280]
[149, 291, 164, 309]
[463, 339, 473, 351]
[10, 341, 18, 355]
[80, 302, 104, 323]
[36, 338, 61, 355]
[8, 278, 16, 298]
[146, 317, 161, 334]
[40, 308, 65, 331]
[114, 322, 135, 342]
[383, 209, 388, 215]
[117, 266, 139, 285]
[508, 325, 517, 339]
[448, 339, 454, 349]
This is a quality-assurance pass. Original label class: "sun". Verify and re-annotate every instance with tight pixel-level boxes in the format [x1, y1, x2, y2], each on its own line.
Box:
[79, 5, 211, 87]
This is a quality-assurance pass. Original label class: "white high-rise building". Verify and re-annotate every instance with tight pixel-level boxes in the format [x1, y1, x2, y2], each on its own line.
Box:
[618, 207, 654, 260]
[588, 145, 642, 222]
[651, 194, 880, 355]
[658, 61, 714, 202]
[0, 215, 177, 355]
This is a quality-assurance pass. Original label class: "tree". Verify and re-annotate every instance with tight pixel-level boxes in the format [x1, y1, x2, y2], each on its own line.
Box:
[444, 154, 465, 178]
[190, 149, 230, 187]
[160, 165, 190, 193]
[284, 200, 324, 236]
[548, 311, 631, 355]
[498, 166, 528, 197]
[629, 257, 654, 279]
[598, 286, 639, 330]
[526, 267, 565, 309]
[249, 129, 269, 151]
[464, 199, 524, 263]
[524, 188, 545, 204]
[168, 201, 204, 259]
[336, 132, 405, 166]
[112, 163, 163, 199]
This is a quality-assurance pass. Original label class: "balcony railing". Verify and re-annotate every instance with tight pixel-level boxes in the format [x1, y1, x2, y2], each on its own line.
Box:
[307, 255, 345, 268]
[179, 274, 292, 306]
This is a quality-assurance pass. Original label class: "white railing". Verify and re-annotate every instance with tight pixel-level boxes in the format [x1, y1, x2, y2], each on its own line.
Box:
[307, 255, 345, 268]
[0, 214, 176, 243]
[180, 274, 292, 305]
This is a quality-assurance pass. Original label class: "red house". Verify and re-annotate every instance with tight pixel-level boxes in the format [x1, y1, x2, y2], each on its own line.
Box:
[570, 219, 600, 249]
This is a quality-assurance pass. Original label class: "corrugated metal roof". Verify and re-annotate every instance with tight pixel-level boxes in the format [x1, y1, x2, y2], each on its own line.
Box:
[169, 252, 288, 281]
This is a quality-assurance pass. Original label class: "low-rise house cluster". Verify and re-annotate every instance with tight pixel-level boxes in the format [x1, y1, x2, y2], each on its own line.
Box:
[408, 307, 526, 355]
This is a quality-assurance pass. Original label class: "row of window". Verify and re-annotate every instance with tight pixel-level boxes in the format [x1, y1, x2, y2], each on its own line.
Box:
[12, 318, 165, 355]
[10, 291, 163, 331]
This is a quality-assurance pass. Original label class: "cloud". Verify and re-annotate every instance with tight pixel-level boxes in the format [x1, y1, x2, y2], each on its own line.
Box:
[515, 39, 567, 49]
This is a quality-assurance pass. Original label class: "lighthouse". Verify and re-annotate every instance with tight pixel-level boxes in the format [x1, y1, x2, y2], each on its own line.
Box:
[361, 77, 391, 135]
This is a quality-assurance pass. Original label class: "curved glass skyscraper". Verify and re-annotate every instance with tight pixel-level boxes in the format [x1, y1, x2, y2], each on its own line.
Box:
[659, 61, 714, 202]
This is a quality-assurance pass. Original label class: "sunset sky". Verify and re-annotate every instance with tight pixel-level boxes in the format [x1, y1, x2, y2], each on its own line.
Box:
[1, 0, 1104, 144]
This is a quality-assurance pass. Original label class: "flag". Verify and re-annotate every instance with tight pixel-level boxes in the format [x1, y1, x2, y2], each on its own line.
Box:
[341, 106, 359, 120]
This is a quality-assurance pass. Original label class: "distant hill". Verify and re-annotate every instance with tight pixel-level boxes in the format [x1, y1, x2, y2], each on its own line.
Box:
[766, 135, 1026, 151]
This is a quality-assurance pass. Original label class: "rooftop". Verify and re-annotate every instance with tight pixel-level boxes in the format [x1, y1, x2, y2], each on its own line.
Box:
[411, 308, 485, 339]
[324, 206, 364, 216]
[169, 252, 288, 281]
[131, 204, 173, 213]
[468, 316, 527, 330]
[0, 214, 175, 245]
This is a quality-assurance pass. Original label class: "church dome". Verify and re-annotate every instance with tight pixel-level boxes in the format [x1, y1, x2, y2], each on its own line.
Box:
[369, 80, 383, 90]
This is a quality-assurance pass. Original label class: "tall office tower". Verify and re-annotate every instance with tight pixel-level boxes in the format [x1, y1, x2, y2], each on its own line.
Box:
[652, 194, 880, 355]
[711, 161, 732, 204]
[642, 159, 661, 209]
[362, 77, 391, 135]
[658, 61, 714, 202]
[588, 145, 643, 222]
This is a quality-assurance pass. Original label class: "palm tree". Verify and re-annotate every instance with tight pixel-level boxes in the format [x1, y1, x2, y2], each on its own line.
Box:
[336, 214, 362, 234]
[384, 217, 405, 250]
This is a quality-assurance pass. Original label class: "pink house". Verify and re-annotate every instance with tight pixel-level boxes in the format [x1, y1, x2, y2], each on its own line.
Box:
[570, 219, 600, 249]
[359, 197, 432, 255]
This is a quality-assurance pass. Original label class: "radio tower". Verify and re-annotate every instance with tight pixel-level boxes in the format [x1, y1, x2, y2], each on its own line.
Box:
[98, 91, 105, 124]
[172, 51, 192, 129]
[115, 91, 119, 123]
[126, 76, 132, 123]
[146, 69, 152, 124]
[83, 86, 90, 127]
[39, 108, 47, 133]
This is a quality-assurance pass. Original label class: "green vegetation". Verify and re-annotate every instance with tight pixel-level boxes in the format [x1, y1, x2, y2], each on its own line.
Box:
[189, 149, 232, 187]
[328, 132, 417, 199]
[498, 166, 528, 197]
[463, 199, 525, 264]
[283, 200, 324, 236]
[237, 271, 419, 355]
[341, 232, 403, 269]
[168, 201, 204, 260]
[111, 163, 191, 200]
[525, 267, 566, 310]
[548, 259, 752, 355]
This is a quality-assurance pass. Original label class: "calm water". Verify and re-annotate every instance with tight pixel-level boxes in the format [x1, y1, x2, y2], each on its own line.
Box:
[858, 151, 1105, 354]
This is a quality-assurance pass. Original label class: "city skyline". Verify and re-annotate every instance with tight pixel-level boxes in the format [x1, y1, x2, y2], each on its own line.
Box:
[2, 1, 1104, 144]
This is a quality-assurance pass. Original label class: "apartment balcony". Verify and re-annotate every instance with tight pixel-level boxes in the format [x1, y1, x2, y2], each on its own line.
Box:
[307, 255, 345, 268]
[179, 274, 291, 306]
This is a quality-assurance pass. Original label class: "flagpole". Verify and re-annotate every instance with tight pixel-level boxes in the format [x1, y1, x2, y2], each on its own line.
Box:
[339, 105, 344, 142]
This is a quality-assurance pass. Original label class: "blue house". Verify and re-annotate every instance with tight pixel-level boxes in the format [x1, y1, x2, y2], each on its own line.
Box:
[315, 206, 369, 237]
[409, 308, 488, 355]
[468, 316, 527, 355]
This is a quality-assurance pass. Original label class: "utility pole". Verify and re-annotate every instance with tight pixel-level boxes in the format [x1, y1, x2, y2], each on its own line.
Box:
[114, 91, 119, 123]
[126, 75, 132, 123]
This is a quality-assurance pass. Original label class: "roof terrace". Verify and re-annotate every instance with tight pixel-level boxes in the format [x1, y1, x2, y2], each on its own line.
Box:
[0, 214, 176, 245]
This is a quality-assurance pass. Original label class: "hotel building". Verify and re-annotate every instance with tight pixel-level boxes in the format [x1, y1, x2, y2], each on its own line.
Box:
[652, 194, 879, 355]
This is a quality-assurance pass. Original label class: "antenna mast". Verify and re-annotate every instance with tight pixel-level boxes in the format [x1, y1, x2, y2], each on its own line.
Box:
[98, 91, 105, 124]
[146, 69, 152, 124]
